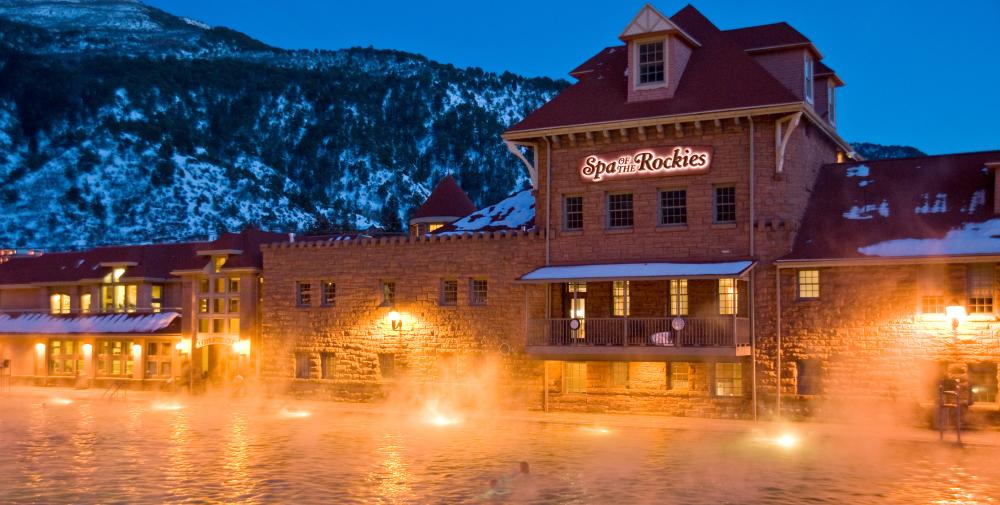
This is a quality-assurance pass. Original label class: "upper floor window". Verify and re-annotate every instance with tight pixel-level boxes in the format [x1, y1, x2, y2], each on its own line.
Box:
[80, 293, 91, 314]
[718, 278, 737, 315]
[713, 186, 736, 224]
[380, 281, 396, 307]
[607, 193, 634, 229]
[669, 279, 688, 316]
[612, 280, 630, 317]
[101, 278, 136, 313]
[564, 195, 583, 230]
[212, 256, 226, 273]
[50, 293, 70, 315]
[659, 189, 687, 226]
[803, 53, 814, 103]
[321, 281, 336, 307]
[797, 270, 820, 299]
[470, 279, 488, 306]
[151, 284, 163, 313]
[637, 40, 665, 84]
[296, 282, 311, 307]
[967, 264, 994, 314]
[827, 81, 836, 124]
[440, 279, 458, 306]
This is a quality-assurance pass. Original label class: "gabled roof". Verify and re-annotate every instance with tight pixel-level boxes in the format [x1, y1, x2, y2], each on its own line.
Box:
[619, 3, 699, 47]
[0, 228, 286, 285]
[411, 175, 477, 220]
[784, 151, 1000, 262]
[505, 5, 801, 135]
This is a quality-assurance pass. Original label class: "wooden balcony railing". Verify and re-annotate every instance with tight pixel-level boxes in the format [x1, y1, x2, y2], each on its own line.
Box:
[527, 317, 750, 348]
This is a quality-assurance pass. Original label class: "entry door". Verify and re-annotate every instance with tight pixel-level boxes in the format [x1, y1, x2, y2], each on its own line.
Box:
[564, 282, 587, 340]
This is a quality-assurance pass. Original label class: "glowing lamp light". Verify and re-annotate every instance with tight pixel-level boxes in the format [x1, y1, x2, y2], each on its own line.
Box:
[131, 343, 143, 357]
[81, 343, 93, 355]
[946, 305, 967, 331]
[774, 433, 799, 449]
[387, 311, 403, 331]
[175, 339, 192, 355]
[232, 339, 251, 356]
[34, 342, 45, 354]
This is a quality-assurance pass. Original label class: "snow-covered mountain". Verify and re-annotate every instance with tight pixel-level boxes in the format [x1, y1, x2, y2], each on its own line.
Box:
[0, 0, 565, 250]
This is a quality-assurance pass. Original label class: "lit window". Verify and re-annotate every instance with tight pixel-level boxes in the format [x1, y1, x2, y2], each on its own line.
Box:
[921, 295, 945, 315]
[612, 280, 630, 317]
[213, 256, 226, 273]
[427, 223, 443, 233]
[378, 353, 395, 379]
[198, 298, 209, 313]
[49, 293, 71, 315]
[669, 362, 689, 390]
[47, 340, 83, 376]
[126, 285, 137, 313]
[607, 193, 634, 228]
[611, 362, 629, 387]
[321, 281, 336, 307]
[804, 54, 814, 103]
[669, 279, 688, 316]
[229, 318, 240, 336]
[198, 279, 209, 294]
[715, 362, 742, 396]
[470, 279, 488, 306]
[198, 318, 209, 333]
[440, 279, 458, 306]
[380, 281, 396, 307]
[229, 277, 240, 293]
[637, 40, 665, 84]
[719, 279, 737, 315]
[919, 268, 946, 314]
[567, 282, 587, 293]
[659, 189, 687, 226]
[967, 264, 994, 314]
[144, 340, 174, 378]
[563, 362, 586, 393]
[229, 298, 240, 313]
[212, 298, 224, 314]
[214, 278, 226, 294]
[564, 195, 583, 230]
[211, 319, 224, 333]
[96, 339, 134, 377]
[714, 186, 736, 224]
[969, 363, 998, 403]
[797, 270, 820, 299]
[80, 293, 91, 314]
[151, 284, 163, 313]
[112, 267, 126, 282]
[296, 282, 311, 307]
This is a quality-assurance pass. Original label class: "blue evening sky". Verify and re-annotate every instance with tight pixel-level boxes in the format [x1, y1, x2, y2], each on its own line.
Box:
[148, 0, 999, 155]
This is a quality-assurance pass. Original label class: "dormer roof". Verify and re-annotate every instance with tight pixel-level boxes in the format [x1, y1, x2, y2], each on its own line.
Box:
[619, 3, 700, 47]
[724, 22, 822, 59]
[411, 175, 477, 220]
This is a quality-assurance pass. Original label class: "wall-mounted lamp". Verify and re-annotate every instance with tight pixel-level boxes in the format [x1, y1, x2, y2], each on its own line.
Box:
[34, 342, 45, 354]
[387, 311, 403, 331]
[946, 305, 967, 331]
[175, 339, 192, 355]
[81, 343, 93, 355]
[232, 339, 251, 356]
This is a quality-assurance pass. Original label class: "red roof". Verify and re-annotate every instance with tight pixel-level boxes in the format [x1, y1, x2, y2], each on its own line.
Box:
[724, 22, 811, 52]
[785, 151, 1000, 261]
[0, 228, 287, 285]
[411, 175, 477, 220]
[506, 6, 805, 134]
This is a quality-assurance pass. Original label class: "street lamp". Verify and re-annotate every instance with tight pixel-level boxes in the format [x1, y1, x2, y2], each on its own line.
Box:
[387, 311, 403, 331]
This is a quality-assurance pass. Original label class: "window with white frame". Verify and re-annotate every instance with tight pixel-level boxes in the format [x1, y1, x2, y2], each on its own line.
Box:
[918, 268, 947, 314]
[967, 264, 994, 314]
[715, 362, 742, 396]
[612, 280, 630, 317]
[145, 340, 173, 378]
[637, 40, 665, 84]
[804, 53, 814, 103]
[80, 293, 91, 314]
[827, 81, 836, 124]
[669, 279, 688, 316]
[48, 340, 83, 376]
[563, 362, 587, 393]
[669, 362, 689, 391]
[797, 270, 820, 299]
[718, 278, 737, 315]
[607, 193, 634, 228]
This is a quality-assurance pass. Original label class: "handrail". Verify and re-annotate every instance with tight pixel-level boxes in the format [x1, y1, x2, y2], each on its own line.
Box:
[528, 317, 750, 348]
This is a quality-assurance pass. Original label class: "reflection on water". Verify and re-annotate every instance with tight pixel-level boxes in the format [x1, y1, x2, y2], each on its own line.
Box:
[0, 395, 998, 504]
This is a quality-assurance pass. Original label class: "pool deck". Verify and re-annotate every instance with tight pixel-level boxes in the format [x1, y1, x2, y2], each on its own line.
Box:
[5, 385, 999, 448]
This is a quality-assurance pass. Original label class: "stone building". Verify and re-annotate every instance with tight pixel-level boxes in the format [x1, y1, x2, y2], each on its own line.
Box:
[0, 228, 281, 389]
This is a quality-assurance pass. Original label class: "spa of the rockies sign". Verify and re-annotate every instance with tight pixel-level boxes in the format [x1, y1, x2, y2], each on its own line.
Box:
[580, 147, 712, 182]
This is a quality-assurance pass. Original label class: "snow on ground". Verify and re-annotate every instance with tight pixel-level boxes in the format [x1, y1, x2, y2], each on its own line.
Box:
[858, 218, 1000, 257]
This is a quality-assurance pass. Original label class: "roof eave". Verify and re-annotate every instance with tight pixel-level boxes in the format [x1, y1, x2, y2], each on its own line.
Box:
[776, 254, 1000, 268]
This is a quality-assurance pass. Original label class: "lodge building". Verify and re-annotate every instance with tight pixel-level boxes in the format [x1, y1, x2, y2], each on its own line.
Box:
[1, 4, 998, 422]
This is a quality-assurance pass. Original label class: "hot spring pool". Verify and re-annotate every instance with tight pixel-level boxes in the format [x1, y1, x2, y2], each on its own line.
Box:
[0, 391, 997, 504]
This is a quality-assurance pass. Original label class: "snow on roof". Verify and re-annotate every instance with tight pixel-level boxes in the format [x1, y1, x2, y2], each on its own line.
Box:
[0, 312, 181, 335]
[858, 219, 1000, 258]
[518, 261, 755, 282]
[436, 189, 535, 234]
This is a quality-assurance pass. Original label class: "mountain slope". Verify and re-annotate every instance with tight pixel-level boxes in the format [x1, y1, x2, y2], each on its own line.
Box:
[0, 1, 565, 250]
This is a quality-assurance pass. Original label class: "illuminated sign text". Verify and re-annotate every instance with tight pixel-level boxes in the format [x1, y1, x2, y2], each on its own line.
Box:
[580, 147, 712, 182]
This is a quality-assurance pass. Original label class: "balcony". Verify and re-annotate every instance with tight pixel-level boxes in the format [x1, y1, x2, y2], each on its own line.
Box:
[526, 317, 750, 360]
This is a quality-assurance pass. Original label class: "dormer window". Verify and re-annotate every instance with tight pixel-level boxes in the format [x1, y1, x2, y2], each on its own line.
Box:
[212, 256, 227, 273]
[637, 40, 665, 84]
[804, 53, 814, 103]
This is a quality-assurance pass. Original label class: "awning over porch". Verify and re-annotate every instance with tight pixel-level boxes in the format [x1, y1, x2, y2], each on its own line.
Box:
[0, 312, 181, 335]
[517, 260, 755, 283]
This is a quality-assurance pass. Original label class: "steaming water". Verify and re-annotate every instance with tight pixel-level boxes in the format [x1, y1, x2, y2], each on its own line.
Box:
[0, 394, 998, 504]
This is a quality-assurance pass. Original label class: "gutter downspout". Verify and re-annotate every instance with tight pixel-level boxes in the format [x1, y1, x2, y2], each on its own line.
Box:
[748, 116, 757, 421]
[543, 138, 552, 266]
[775, 264, 782, 420]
